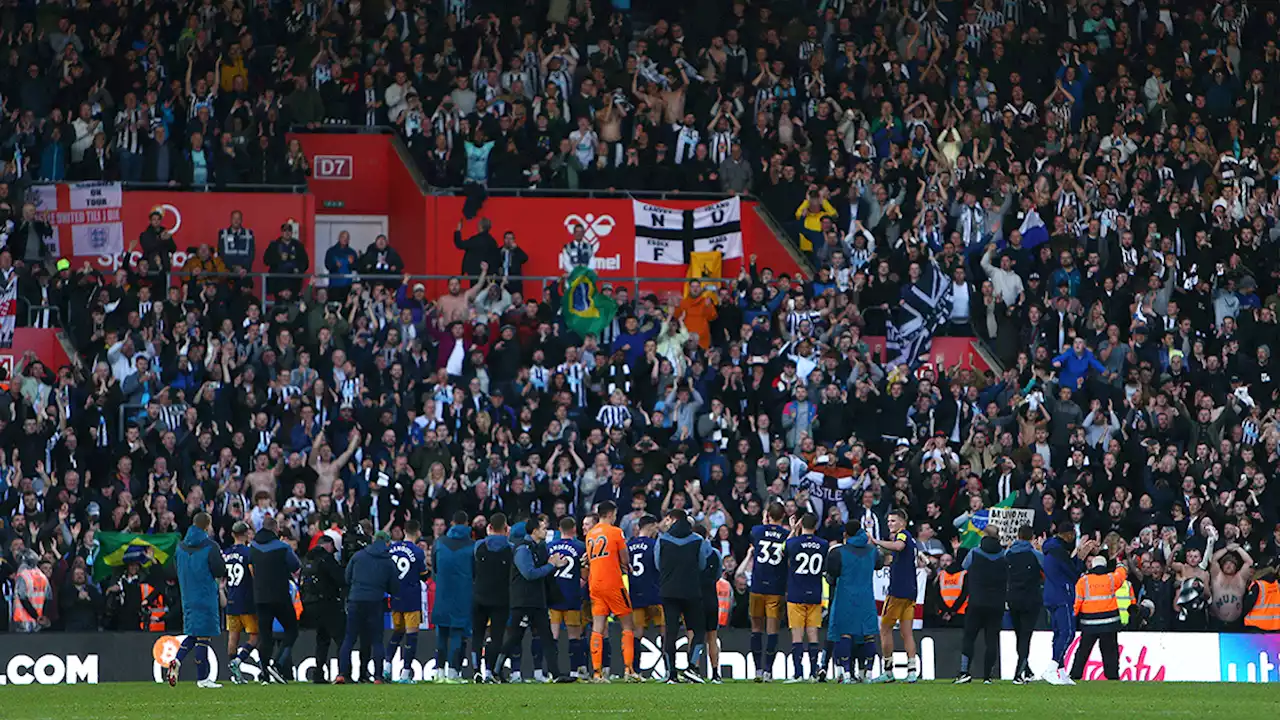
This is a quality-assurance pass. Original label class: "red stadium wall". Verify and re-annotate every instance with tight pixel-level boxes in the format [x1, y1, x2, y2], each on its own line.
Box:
[290, 132, 803, 295]
[422, 195, 801, 297]
[3, 330, 71, 376]
[91, 190, 316, 275]
[862, 336, 991, 374]
[387, 149, 429, 276]
[286, 132, 393, 216]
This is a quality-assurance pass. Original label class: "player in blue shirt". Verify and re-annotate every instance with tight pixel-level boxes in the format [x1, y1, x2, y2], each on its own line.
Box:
[785, 514, 828, 682]
[626, 516, 664, 679]
[387, 521, 428, 683]
[548, 517, 588, 679]
[222, 522, 258, 684]
[870, 509, 919, 682]
[749, 503, 790, 681]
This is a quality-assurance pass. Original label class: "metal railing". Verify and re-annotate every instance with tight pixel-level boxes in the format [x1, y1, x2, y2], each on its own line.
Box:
[118, 404, 144, 443]
[142, 270, 730, 305]
[25, 304, 63, 328]
[120, 181, 307, 193]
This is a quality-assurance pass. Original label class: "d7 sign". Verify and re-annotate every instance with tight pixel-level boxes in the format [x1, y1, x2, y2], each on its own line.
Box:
[314, 155, 353, 180]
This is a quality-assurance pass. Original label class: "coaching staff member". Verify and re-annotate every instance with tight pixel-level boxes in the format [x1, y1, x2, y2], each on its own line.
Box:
[472, 512, 512, 682]
[655, 509, 711, 683]
[249, 516, 301, 683]
[494, 520, 571, 682]
[336, 530, 397, 684]
[955, 527, 1007, 684]
[300, 534, 346, 683]
[1006, 525, 1045, 684]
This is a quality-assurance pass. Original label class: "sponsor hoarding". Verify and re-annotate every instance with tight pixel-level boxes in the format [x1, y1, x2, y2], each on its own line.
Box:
[0, 630, 962, 684]
[1218, 633, 1280, 683]
[999, 631, 1220, 681]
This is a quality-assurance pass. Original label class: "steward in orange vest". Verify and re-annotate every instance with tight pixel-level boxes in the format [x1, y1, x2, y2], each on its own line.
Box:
[10, 552, 51, 632]
[716, 578, 732, 628]
[1243, 571, 1280, 632]
[939, 560, 968, 625]
[1069, 556, 1126, 681]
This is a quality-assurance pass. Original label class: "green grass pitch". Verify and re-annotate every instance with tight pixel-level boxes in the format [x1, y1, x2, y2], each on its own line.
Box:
[3, 681, 1273, 719]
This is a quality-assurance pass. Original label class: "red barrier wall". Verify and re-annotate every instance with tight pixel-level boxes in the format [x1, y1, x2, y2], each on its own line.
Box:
[423, 195, 801, 297]
[861, 336, 991, 374]
[286, 133, 392, 215]
[100, 191, 317, 274]
[290, 133, 804, 294]
[3, 330, 72, 375]
[387, 152, 428, 276]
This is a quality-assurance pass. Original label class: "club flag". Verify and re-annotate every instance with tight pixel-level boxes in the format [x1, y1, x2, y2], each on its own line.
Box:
[1018, 208, 1049, 249]
[885, 261, 953, 369]
[0, 275, 16, 349]
[958, 495, 1017, 549]
[634, 197, 743, 265]
[93, 532, 181, 581]
[685, 251, 723, 296]
[562, 266, 617, 339]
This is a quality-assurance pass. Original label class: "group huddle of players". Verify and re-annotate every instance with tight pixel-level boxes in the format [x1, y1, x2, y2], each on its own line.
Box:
[211, 501, 922, 684]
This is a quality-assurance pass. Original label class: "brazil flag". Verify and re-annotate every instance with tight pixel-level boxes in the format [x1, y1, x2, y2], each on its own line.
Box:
[959, 495, 1016, 549]
[562, 266, 617, 338]
[93, 532, 181, 582]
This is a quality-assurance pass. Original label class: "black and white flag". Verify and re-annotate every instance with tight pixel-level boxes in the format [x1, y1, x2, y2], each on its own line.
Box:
[0, 274, 16, 348]
[885, 261, 953, 369]
[633, 197, 744, 265]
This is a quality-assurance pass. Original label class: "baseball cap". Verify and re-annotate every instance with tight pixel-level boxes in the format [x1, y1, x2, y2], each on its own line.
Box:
[56, 258, 71, 272]
[1090, 556, 1107, 569]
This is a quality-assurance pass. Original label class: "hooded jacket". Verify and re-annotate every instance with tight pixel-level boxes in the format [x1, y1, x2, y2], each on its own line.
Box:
[1041, 535, 1083, 607]
[249, 529, 301, 605]
[962, 535, 1009, 609]
[827, 530, 879, 638]
[300, 545, 345, 605]
[656, 518, 712, 600]
[1005, 539, 1045, 611]
[473, 533, 512, 606]
[345, 539, 397, 603]
[432, 524, 475, 628]
[508, 522, 557, 608]
[175, 526, 226, 635]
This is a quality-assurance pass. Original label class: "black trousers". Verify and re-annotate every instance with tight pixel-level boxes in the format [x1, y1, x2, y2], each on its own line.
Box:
[472, 603, 509, 673]
[501, 607, 560, 678]
[301, 601, 344, 681]
[1009, 606, 1041, 676]
[1070, 631, 1119, 680]
[662, 597, 706, 673]
[256, 601, 299, 671]
[960, 606, 1002, 679]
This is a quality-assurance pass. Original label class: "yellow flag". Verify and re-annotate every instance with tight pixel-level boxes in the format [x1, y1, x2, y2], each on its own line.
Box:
[685, 251, 723, 296]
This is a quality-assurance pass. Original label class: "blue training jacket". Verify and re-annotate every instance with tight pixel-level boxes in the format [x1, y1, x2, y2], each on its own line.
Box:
[1041, 536, 1082, 607]
[175, 525, 226, 636]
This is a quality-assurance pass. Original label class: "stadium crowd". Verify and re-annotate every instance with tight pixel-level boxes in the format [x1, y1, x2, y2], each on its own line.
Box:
[0, 0, 1278, 684]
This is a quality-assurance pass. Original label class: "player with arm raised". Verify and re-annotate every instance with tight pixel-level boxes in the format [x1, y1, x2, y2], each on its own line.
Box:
[387, 520, 428, 683]
[870, 509, 920, 682]
[785, 513, 827, 682]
